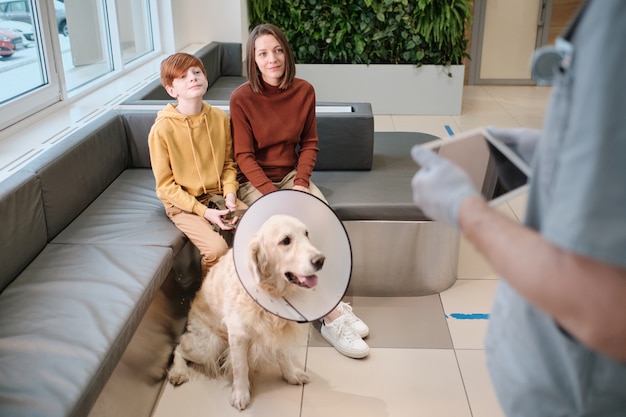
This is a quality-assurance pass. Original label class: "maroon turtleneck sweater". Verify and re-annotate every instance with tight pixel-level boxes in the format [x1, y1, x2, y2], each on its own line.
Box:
[229, 78, 319, 195]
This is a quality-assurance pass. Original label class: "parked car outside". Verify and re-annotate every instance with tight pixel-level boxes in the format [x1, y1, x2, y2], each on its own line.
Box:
[0, 18, 34, 47]
[53, 0, 66, 36]
[0, 0, 66, 36]
[0, 27, 23, 57]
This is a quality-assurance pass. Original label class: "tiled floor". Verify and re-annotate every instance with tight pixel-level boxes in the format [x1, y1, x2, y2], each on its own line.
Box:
[151, 85, 551, 417]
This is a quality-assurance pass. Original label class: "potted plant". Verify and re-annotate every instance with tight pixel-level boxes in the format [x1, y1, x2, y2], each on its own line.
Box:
[248, 0, 472, 114]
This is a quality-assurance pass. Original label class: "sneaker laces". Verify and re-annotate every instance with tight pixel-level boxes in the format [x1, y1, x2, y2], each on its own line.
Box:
[337, 302, 360, 326]
[329, 316, 361, 343]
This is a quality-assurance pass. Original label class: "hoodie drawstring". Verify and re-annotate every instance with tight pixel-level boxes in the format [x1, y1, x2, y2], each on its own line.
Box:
[184, 117, 209, 195]
[203, 113, 222, 194]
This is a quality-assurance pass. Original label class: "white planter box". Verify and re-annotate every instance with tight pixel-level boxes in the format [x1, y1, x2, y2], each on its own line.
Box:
[296, 64, 464, 115]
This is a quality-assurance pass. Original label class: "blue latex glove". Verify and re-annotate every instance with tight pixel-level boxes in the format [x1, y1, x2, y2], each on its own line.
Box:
[411, 146, 480, 228]
[486, 126, 541, 165]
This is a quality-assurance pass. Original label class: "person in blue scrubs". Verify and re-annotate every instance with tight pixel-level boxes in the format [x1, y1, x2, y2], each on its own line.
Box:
[410, 1, 626, 415]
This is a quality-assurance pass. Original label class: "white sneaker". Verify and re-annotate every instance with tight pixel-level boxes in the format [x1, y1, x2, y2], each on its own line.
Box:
[321, 315, 369, 359]
[336, 301, 370, 338]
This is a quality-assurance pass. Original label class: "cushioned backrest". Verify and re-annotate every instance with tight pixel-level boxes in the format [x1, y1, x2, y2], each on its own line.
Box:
[219, 42, 243, 76]
[128, 79, 170, 101]
[120, 110, 158, 168]
[0, 171, 48, 292]
[315, 102, 374, 171]
[119, 102, 374, 171]
[121, 42, 242, 106]
[196, 42, 222, 87]
[22, 112, 129, 240]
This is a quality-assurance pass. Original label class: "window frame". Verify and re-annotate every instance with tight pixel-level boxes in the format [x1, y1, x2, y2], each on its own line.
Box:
[0, 0, 161, 132]
[0, 0, 62, 130]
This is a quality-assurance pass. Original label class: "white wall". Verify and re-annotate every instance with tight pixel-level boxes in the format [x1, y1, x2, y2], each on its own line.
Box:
[169, 0, 248, 51]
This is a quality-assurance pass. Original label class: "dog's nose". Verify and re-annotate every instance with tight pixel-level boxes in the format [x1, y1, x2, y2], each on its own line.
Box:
[311, 254, 325, 271]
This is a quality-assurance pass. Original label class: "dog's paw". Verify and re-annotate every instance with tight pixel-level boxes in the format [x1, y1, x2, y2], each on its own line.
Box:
[284, 368, 309, 385]
[167, 367, 190, 386]
[229, 388, 251, 410]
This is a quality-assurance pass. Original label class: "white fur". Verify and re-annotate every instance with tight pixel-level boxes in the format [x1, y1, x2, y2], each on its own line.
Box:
[167, 214, 324, 410]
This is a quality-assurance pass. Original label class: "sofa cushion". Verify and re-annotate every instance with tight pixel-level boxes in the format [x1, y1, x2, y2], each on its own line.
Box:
[122, 42, 244, 106]
[312, 131, 438, 220]
[218, 42, 243, 76]
[0, 170, 47, 292]
[195, 41, 242, 85]
[22, 112, 129, 240]
[0, 243, 173, 417]
[121, 110, 156, 168]
[52, 169, 186, 254]
[205, 76, 246, 100]
[195, 42, 222, 86]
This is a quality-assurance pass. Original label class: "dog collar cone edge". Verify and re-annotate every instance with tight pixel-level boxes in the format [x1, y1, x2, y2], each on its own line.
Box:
[232, 189, 352, 322]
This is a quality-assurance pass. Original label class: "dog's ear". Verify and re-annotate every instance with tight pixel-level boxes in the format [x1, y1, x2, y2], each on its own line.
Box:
[249, 233, 270, 279]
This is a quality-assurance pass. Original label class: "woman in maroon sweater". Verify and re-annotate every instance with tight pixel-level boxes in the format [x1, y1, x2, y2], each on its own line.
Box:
[230, 23, 370, 359]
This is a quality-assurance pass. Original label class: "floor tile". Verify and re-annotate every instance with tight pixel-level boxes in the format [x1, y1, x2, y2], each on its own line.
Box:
[440, 279, 499, 349]
[457, 235, 497, 280]
[309, 296, 453, 349]
[452, 113, 521, 133]
[302, 347, 472, 417]
[152, 346, 308, 417]
[456, 349, 505, 417]
[482, 85, 549, 129]
[374, 114, 395, 131]
[505, 189, 528, 222]
[391, 114, 458, 138]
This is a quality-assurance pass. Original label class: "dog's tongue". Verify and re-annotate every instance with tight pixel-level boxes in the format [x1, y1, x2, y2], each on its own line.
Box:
[295, 274, 318, 288]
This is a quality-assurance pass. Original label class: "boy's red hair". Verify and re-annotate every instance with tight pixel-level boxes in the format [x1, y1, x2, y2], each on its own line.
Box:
[160, 53, 206, 88]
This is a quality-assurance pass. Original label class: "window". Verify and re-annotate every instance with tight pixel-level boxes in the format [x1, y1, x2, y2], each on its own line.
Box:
[116, 0, 153, 65]
[62, 0, 113, 91]
[0, 0, 156, 131]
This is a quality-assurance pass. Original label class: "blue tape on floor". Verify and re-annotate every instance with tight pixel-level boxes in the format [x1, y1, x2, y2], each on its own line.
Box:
[444, 125, 455, 136]
[446, 313, 489, 320]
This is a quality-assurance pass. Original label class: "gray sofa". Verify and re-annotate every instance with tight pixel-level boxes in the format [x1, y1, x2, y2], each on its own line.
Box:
[0, 111, 199, 417]
[3, 101, 459, 417]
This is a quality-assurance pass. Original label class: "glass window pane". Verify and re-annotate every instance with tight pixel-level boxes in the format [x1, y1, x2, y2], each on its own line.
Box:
[116, 0, 153, 64]
[63, 0, 113, 92]
[0, 0, 47, 104]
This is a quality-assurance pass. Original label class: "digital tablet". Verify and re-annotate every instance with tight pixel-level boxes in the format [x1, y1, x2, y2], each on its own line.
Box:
[420, 128, 532, 206]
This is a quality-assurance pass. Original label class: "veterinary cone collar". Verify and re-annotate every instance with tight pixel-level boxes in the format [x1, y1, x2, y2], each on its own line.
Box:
[233, 190, 352, 322]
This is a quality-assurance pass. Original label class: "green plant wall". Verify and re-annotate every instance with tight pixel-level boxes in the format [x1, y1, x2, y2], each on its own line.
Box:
[248, 0, 472, 67]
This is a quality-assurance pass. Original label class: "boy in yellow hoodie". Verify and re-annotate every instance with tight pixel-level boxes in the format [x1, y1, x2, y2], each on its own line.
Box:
[148, 52, 245, 275]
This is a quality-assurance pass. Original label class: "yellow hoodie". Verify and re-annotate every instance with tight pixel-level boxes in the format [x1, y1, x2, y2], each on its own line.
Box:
[148, 102, 238, 217]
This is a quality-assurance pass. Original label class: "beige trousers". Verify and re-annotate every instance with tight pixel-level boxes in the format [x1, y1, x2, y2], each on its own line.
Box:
[166, 195, 247, 276]
[238, 169, 328, 206]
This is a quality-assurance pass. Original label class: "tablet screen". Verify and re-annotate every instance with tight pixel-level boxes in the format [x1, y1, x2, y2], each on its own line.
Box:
[421, 128, 530, 204]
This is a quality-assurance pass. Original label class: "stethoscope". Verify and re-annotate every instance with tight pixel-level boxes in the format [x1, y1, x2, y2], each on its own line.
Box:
[531, 1, 588, 85]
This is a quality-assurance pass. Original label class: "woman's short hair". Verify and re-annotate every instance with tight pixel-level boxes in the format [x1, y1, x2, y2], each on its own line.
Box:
[246, 24, 296, 94]
[160, 53, 206, 88]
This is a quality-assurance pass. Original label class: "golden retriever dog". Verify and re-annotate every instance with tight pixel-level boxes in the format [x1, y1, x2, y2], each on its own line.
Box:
[167, 214, 325, 410]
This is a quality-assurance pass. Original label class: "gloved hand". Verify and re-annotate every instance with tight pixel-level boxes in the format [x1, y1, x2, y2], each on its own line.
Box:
[411, 146, 480, 228]
[486, 126, 541, 165]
